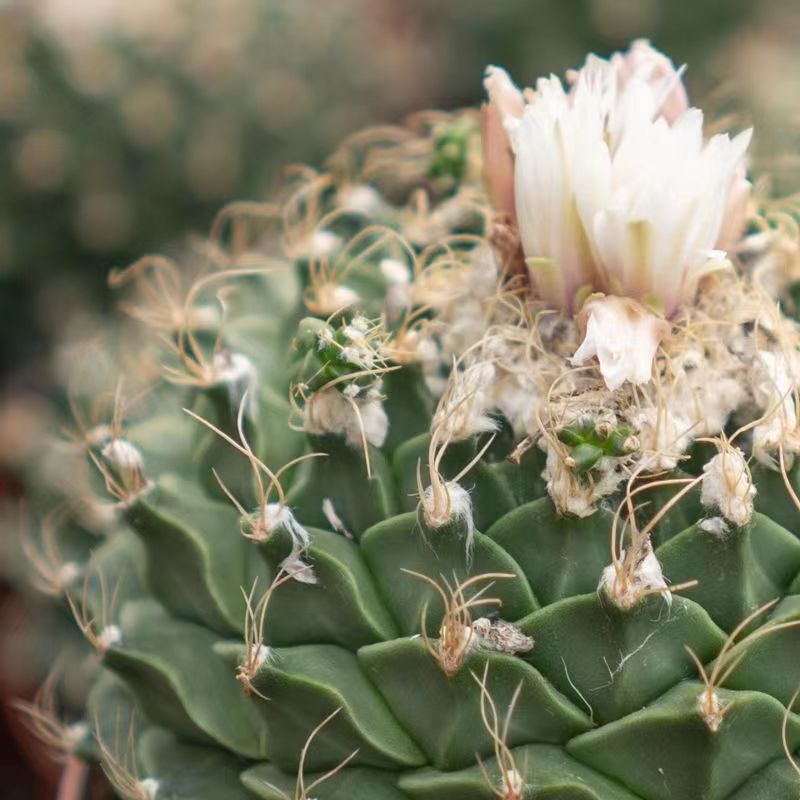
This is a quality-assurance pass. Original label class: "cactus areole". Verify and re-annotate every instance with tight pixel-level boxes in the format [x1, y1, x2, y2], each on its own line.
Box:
[22, 40, 800, 800]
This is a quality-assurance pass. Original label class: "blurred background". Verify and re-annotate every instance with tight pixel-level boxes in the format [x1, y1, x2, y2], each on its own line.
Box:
[0, 0, 798, 796]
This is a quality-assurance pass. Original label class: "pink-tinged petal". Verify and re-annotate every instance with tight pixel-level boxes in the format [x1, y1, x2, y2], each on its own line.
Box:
[715, 161, 751, 254]
[621, 39, 688, 124]
[482, 66, 524, 220]
[571, 295, 669, 390]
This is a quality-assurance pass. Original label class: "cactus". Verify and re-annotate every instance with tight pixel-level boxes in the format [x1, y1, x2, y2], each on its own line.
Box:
[18, 41, 800, 800]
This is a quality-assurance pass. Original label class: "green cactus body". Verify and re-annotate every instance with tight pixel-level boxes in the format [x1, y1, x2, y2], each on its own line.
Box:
[20, 42, 800, 800]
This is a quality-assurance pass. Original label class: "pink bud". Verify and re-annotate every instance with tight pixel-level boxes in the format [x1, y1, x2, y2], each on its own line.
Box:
[481, 66, 524, 221]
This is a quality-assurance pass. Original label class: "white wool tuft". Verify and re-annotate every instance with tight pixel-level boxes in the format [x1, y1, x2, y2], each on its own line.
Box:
[303, 387, 388, 449]
[699, 516, 730, 537]
[434, 361, 499, 442]
[279, 551, 318, 585]
[701, 448, 756, 527]
[138, 778, 160, 800]
[212, 351, 257, 413]
[65, 721, 89, 749]
[599, 541, 671, 609]
[380, 258, 412, 320]
[98, 624, 122, 651]
[751, 350, 799, 463]
[501, 768, 524, 797]
[628, 405, 693, 471]
[101, 438, 144, 473]
[422, 480, 476, 553]
[248, 643, 274, 672]
[57, 561, 81, 589]
[308, 229, 342, 259]
[261, 503, 309, 548]
[544, 444, 625, 517]
[337, 184, 386, 216]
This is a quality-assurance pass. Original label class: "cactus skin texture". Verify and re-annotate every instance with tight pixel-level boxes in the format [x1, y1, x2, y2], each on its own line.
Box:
[21, 64, 800, 800]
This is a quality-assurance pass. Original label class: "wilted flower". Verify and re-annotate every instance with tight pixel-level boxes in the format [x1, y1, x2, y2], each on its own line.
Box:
[571, 294, 669, 390]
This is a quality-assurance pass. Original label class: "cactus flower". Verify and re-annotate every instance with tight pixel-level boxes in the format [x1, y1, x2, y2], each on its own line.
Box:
[484, 40, 752, 389]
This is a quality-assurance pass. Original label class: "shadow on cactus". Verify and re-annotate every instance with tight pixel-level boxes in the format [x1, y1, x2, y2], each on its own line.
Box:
[15, 40, 800, 800]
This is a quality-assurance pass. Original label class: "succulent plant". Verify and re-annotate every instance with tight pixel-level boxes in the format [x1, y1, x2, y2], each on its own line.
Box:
[18, 40, 800, 800]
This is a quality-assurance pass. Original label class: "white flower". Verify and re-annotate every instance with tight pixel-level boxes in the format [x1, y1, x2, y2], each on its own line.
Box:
[487, 41, 751, 316]
[572, 295, 668, 390]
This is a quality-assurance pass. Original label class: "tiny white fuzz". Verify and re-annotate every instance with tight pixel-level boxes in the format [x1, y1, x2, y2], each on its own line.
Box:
[279, 551, 318, 585]
[97, 624, 122, 651]
[101, 438, 144, 473]
[304, 387, 388, 449]
[65, 720, 89, 749]
[751, 350, 799, 464]
[600, 541, 671, 610]
[701, 448, 756, 527]
[248, 643, 274, 673]
[422, 480, 475, 552]
[56, 561, 81, 590]
[322, 498, 352, 538]
[544, 444, 624, 518]
[433, 361, 498, 442]
[697, 689, 725, 733]
[138, 778, 160, 800]
[337, 184, 385, 217]
[308, 229, 342, 260]
[260, 504, 309, 549]
[501, 768, 524, 798]
[212, 350, 257, 414]
[472, 617, 534, 655]
[380, 257, 412, 319]
[699, 517, 730, 537]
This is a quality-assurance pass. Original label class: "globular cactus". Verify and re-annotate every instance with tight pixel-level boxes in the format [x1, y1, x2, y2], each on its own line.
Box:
[18, 40, 800, 800]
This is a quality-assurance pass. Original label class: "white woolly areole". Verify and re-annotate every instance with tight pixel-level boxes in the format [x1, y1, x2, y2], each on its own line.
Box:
[322, 498, 351, 538]
[212, 351, 257, 413]
[751, 349, 799, 463]
[57, 561, 81, 589]
[701, 448, 756, 527]
[248, 643, 274, 673]
[101, 438, 144, 473]
[260, 504, 309, 548]
[434, 361, 499, 442]
[544, 444, 625, 518]
[380, 258, 412, 319]
[98, 624, 122, 651]
[422, 480, 476, 553]
[571, 296, 668, 391]
[308, 229, 342, 260]
[304, 387, 388, 449]
[316, 284, 360, 314]
[628, 405, 693, 471]
[599, 542, 671, 609]
[337, 184, 385, 216]
[280, 551, 318, 585]
[138, 778, 160, 800]
[699, 516, 730, 537]
[65, 720, 89, 749]
[501, 768, 524, 797]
